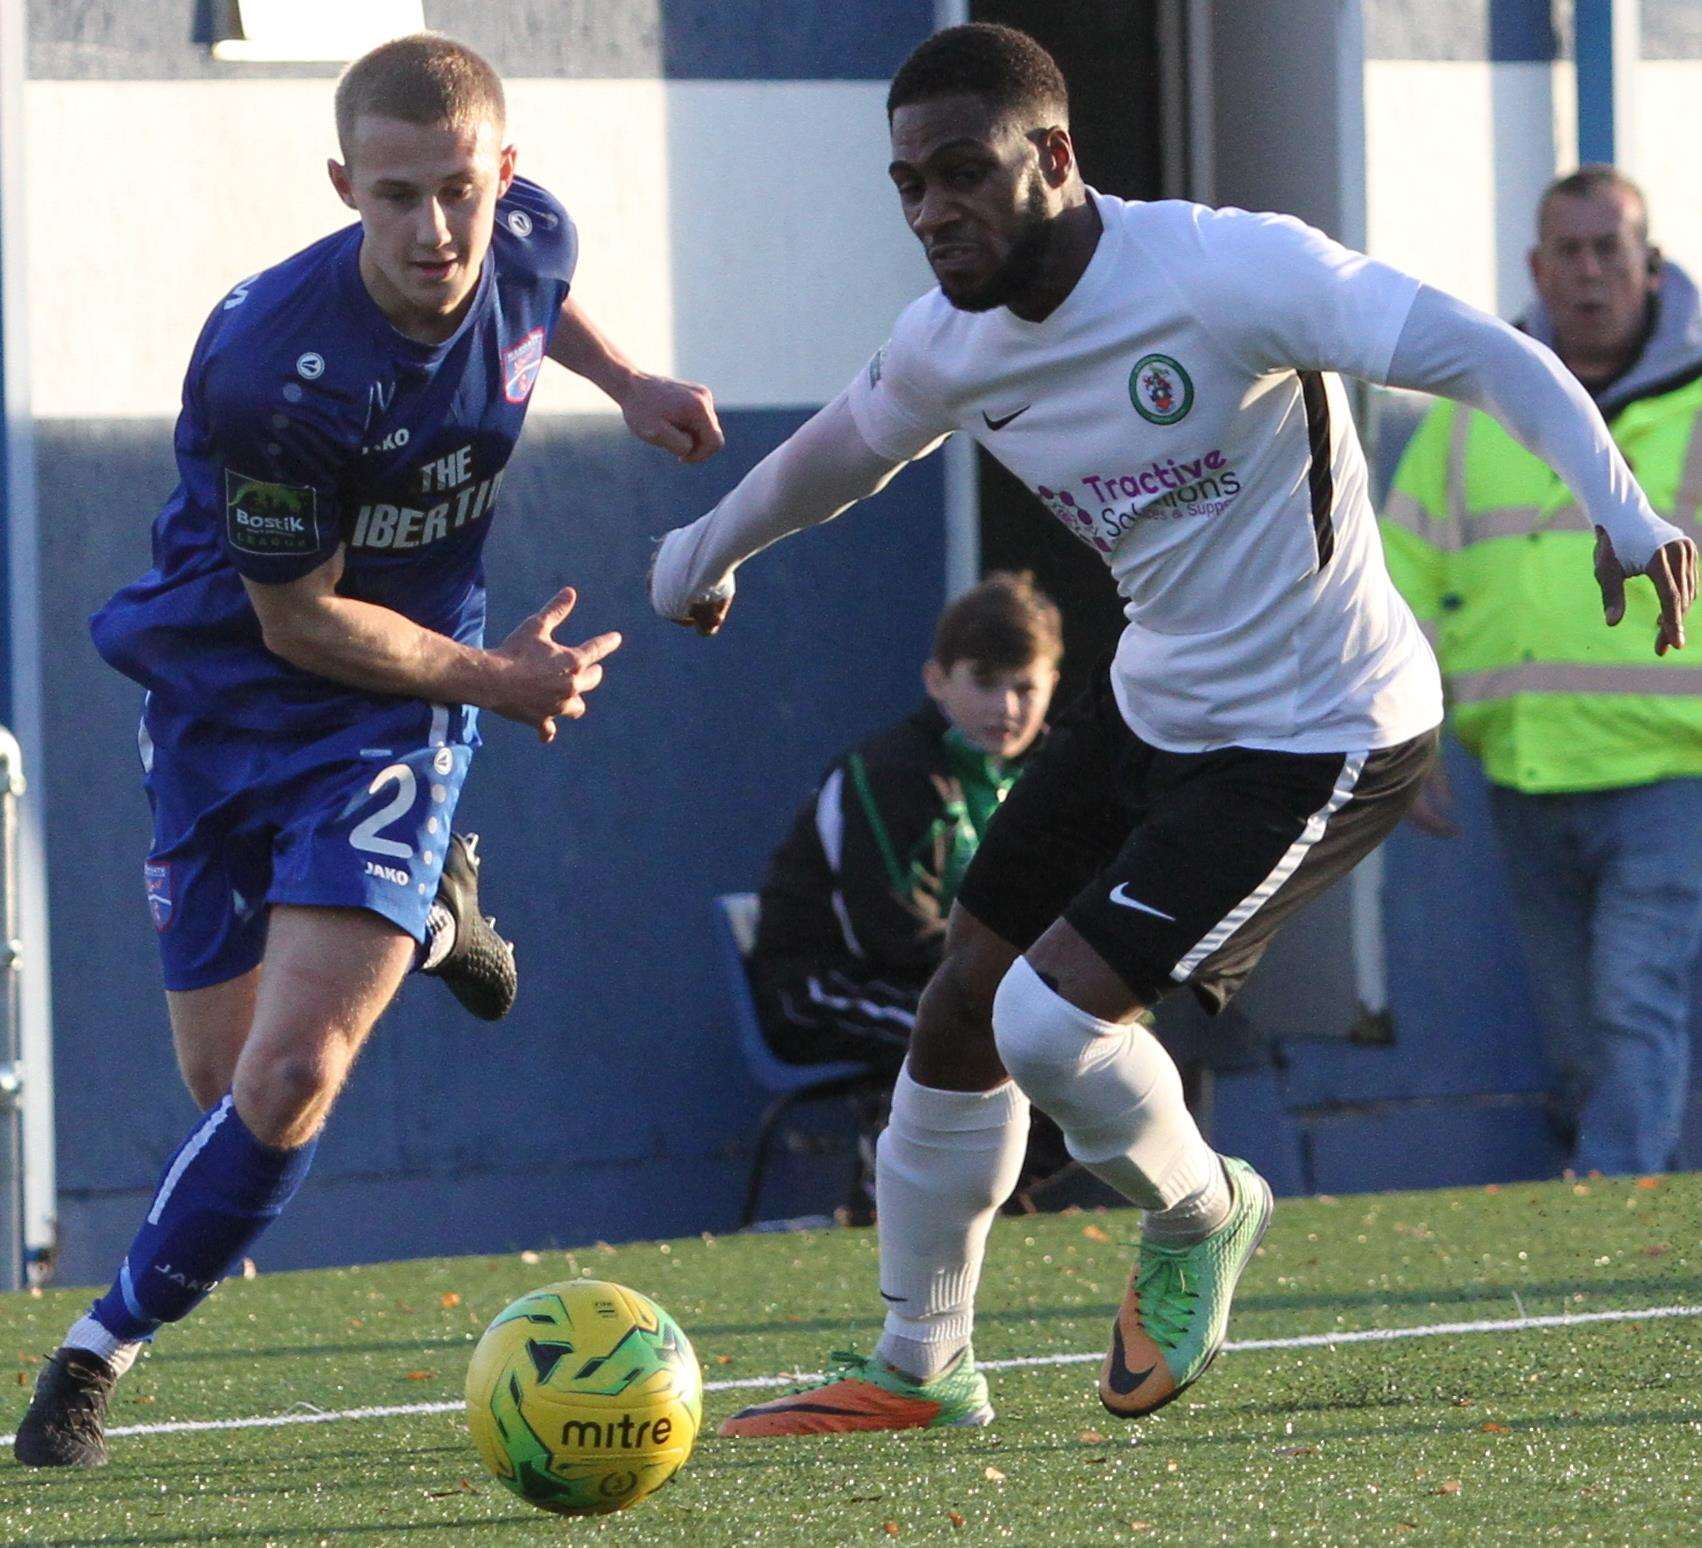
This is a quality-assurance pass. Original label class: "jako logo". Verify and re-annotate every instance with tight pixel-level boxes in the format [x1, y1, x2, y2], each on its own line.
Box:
[363, 860, 410, 886]
[361, 427, 410, 456]
[155, 1264, 221, 1293]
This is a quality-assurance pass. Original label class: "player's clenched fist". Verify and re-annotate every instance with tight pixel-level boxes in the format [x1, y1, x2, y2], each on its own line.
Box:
[489, 585, 623, 743]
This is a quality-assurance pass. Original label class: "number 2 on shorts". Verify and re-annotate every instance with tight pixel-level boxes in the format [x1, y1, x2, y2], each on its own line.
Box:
[350, 763, 418, 860]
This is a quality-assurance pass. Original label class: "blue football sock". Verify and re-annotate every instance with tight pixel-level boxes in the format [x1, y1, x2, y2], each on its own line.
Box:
[88, 1094, 316, 1341]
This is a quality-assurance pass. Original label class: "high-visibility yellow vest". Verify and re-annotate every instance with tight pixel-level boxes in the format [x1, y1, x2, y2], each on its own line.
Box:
[1380, 375, 1702, 793]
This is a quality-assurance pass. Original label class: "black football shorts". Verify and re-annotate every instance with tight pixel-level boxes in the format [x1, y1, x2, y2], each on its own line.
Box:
[956, 670, 1438, 1012]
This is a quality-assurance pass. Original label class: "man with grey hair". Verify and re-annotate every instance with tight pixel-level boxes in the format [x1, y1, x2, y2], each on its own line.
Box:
[1384, 165, 1702, 1178]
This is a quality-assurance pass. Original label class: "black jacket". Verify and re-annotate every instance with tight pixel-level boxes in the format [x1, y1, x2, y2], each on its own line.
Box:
[752, 702, 1033, 982]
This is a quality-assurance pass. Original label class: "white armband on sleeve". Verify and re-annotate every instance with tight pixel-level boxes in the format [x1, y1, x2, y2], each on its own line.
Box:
[649, 389, 912, 620]
[1385, 285, 1682, 571]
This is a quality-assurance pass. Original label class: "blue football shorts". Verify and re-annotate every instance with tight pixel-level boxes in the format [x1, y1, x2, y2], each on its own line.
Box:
[137, 694, 478, 991]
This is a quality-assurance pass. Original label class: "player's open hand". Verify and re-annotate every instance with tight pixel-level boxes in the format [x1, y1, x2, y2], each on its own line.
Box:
[491, 586, 623, 743]
[620, 373, 725, 464]
[1595, 528, 1698, 654]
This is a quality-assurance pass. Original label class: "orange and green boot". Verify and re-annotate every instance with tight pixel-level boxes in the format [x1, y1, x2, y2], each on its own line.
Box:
[719, 1347, 993, 1437]
[1099, 1155, 1274, 1418]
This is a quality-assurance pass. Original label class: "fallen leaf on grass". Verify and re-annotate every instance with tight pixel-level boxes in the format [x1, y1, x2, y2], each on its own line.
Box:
[14, 1371, 26, 1386]
[439, 1292, 462, 1309]
[130, 1394, 156, 1405]
[1644, 1244, 1670, 1259]
[1082, 1224, 1112, 1243]
[1451, 1397, 1475, 1407]
[1483, 1184, 1502, 1194]
[883, 1522, 900, 1537]
[1165, 1459, 1179, 1473]
[1130, 1523, 1154, 1534]
[520, 1250, 541, 1265]
[947, 1510, 966, 1529]
[1480, 1422, 1510, 1434]
[1395, 1524, 1419, 1534]
[426, 1479, 479, 1498]
[1434, 1479, 1462, 1496]
[984, 1466, 1006, 1483]
[714, 1354, 734, 1365]
[1079, 1429, 1105, 1444]
[1635, 1176, 1661, 1190]
[403, 1370, 437, 1381]
[1274, 1445, 1316, 1457]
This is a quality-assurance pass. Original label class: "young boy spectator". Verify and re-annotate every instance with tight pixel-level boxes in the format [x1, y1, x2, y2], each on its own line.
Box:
[748, 572, 1062, 1218]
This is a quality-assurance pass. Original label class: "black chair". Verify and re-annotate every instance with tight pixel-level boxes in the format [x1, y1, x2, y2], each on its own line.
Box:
[713, 894, 883, 1229]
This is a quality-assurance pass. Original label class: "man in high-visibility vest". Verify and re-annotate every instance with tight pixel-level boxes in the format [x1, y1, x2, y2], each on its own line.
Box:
[1382, 166, 1702, 1176]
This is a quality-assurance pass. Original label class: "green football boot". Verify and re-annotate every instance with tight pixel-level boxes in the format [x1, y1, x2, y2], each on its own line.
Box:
[720, 1347, 993, 1436]
[1099, 1156, 1274, 1417]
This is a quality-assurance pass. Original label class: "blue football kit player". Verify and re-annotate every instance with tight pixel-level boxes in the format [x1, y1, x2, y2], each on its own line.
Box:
[15, 34, 723, 1468]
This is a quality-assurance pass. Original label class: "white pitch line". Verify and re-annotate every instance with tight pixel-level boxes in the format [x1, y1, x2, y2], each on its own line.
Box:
[4, 1302, 1696, 1448]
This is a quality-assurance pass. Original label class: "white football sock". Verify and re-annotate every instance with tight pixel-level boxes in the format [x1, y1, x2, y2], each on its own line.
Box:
[64, 1313, 144, 1377]
[992, 957, 1229, 1239]
[419, 902, 456, 972]
[872, 1070, 1029, 1382]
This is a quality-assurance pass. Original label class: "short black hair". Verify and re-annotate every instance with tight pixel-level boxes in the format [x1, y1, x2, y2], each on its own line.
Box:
[887, 23, 1068, 127]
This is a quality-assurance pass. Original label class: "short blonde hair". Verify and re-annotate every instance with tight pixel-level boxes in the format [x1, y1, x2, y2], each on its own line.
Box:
[334, 33, 506, 161]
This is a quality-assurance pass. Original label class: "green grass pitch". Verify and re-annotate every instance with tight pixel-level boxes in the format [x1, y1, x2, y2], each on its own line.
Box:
[0, 1173, 1697, 1544]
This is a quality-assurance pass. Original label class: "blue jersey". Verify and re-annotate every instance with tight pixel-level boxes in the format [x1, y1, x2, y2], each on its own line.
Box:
[91, 175, 578, 735]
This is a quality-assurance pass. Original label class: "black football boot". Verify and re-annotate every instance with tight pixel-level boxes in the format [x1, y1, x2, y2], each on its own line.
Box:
[14, 1347, 118, 1467]
[422, 832, 518, 1021]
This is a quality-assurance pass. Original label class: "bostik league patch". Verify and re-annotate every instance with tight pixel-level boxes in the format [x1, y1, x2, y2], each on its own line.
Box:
[224, 470, 321, 556]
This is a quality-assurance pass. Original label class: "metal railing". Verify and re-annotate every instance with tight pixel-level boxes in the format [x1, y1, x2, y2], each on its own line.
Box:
[0, 725, 25, 1291]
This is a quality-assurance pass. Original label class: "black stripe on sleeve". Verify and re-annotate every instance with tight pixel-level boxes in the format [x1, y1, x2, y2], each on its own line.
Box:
[1298, 370, 1335, 569]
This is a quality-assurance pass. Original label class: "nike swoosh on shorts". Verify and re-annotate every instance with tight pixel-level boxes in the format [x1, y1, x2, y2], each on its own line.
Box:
[1107, 885, 1176, 922]
[981, 405, 1031, 430]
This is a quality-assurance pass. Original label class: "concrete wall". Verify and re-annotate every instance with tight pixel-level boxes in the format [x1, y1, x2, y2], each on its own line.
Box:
[22, 0, 947, 1280]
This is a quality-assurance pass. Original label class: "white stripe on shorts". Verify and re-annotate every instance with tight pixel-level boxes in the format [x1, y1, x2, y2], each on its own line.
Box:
[427, 703, 450, 746]
[1168, 751, 1368, 983]
[137, 694, 155, 774]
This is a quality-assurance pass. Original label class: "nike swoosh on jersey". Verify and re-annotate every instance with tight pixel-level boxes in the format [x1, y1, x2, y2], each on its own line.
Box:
[1107, 885, 1177, 922]
[981, 405, 1031, 431]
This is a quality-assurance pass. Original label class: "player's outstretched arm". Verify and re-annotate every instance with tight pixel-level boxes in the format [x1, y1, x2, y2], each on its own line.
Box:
[546, 295, 724, 463]
[648, 390, 909, 635]
[243, 551, 621, 744]
[1384, 285, 1698, 654]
